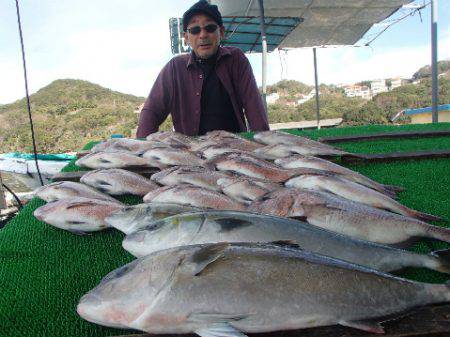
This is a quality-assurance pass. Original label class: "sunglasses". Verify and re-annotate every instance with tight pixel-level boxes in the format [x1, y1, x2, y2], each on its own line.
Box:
[187, 24, 218, 35]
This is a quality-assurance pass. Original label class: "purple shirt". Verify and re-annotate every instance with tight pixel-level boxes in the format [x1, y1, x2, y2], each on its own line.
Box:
[136, 46, 270, 137]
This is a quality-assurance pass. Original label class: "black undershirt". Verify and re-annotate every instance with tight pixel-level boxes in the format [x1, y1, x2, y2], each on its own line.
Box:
[196, 53, 240, 135]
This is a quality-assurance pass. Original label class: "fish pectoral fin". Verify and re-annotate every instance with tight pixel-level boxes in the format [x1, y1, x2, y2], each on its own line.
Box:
[67, 229, 89, 236]
[195, 323, 248, 337]
[65, 201, 97, 209]
[97, 180, 113, 186]
[338, 319, 385, 334]
[180, 243, 229, 276]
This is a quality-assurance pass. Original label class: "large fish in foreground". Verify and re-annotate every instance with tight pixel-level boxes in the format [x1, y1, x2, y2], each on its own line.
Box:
[35, 181, 121, 204]
[33, 197, 124, 234]
[105, 203, 203, 234]
[285, 173, 441, 222]
[123, 210, 450, 274]
[249, 188, 450, 246]
[80, 169, 159, 196]
[77, 242, 450, 336]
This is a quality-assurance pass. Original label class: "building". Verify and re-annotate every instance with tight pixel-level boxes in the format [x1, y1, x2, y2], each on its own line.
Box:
[391, 104, 450, 124]
[344, 85, 372, 100]
[266, 92, 280, 104]
[297, 90, 316, 105]
[370, 79, 388, 96]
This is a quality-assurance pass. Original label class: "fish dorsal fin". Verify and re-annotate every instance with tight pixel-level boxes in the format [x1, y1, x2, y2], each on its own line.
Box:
[338, 319, 385, 334]
[190, 313, 249, 337]
[181, 243, 229, 276]
[269, 240, 301, 249]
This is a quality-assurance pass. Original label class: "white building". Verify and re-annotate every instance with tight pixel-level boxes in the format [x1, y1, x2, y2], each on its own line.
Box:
[344, 85, 372, 100]
[389, 78, 407, 90]
[297, 90, 316, 105]
[266, 92, 280, 104]
[370, 79, 388, 96]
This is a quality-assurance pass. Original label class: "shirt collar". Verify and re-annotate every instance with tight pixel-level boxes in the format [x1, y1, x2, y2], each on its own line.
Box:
[186, 46, 231, 69]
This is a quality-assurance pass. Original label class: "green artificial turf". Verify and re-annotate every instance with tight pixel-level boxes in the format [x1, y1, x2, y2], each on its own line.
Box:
[1, 123, 449, 336]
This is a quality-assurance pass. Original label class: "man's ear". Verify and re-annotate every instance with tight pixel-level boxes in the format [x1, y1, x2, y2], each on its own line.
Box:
[183, 32, 190, 47]
[219, 26, 225, 40]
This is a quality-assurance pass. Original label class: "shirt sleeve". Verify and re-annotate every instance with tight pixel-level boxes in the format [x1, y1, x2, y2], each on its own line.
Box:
[236, 50, 270, 132]
[136, 61, 174, 138]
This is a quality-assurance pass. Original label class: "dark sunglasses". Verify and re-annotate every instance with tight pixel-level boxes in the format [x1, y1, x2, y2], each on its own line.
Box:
[187, 24, 218, 35]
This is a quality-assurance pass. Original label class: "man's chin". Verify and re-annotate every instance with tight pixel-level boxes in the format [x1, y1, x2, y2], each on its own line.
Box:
[195, 47, 218, 59]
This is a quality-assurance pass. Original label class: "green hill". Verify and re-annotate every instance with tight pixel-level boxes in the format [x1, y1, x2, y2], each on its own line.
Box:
[0, 79, 145, 153]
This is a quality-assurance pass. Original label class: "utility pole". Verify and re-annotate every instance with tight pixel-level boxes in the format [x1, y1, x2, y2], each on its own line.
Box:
[431, 0, 438, 123]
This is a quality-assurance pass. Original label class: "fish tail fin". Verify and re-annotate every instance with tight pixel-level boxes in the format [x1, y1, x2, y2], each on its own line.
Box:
[382, 184, 405, 193]
[406, 209, 443, 222]
[425, 282, 450, 303]
[430, 249, 450, 274]
[424, 224, 450, 243]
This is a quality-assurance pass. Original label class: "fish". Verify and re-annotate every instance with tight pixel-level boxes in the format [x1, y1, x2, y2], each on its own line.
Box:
[275, 155, 402, 197]
[80, 169, 160, 196]
[204, 153, 299, 183]
[254, 143, 347, 159]
[143, 184, 246, 211]
[122, 210, 450, 274]
[77, 242, 450, 336]
[254, 130, 342, 150]
[142, 147, 204, 169]
[91, 139, 160, 155]
[35, 181, 121, 204]
[146, 131, 193, 148]
[249, 188, 450, 246]
[150, 166, 231, 191]
[198, 144, 253, 160]
[191, 131, 263, 152]
[33, 197, 124, 234]
[105, 202, 203, 234]
[217, 176, 281, 203]
[285, 173, 441, 222]
[75, 151, 152, 169]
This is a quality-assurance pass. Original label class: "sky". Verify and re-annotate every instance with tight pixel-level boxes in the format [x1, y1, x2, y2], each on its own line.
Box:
[1, 0, 449, 104]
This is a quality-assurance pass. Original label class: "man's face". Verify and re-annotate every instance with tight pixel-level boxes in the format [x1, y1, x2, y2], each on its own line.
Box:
[184, 13, 224, 59]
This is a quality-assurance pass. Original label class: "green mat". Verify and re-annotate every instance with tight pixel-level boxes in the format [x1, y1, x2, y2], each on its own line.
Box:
[1, 123, 450, 337]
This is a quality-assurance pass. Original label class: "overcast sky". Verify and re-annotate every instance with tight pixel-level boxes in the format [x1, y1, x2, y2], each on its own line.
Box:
[1, 0, 449, 104]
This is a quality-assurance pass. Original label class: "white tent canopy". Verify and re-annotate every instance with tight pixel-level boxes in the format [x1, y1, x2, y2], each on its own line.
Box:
[211, 0, 414, 47]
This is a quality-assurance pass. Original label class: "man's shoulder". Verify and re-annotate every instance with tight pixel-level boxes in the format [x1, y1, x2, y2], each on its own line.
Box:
[221, 46, 246, 59]
[169, 53, 190, 66]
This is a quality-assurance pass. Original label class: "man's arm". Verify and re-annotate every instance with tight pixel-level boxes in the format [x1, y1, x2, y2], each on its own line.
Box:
[236, 51, 270, 131]
[136, 61, 174, 138]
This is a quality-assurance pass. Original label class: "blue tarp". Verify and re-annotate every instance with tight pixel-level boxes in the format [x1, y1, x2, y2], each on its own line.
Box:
[1, 152, 75, 161]
[404, 104, 450, 115]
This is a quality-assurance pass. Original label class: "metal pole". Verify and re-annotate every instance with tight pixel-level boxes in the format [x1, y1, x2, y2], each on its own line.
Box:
[313, 48, 320, 129]
[0, 174, 6, 210]
[258, 0, 268, 113]
[431, 0, 438, 123]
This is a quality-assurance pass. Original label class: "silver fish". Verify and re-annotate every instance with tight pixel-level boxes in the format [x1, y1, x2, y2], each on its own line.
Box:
[249, 188, 450, 246]
[80, 169, 160, 196]
[143, 184, 246, 211]
[254, 130, 340, 150]
[35, 181, 121, 204]
[33, 197, 124, 234]
[122, 210, 450, 274]
[77, 242, 450, 336]
[285, 174, 441, 222]
[75, 151, 151, 169]
[105, 202, 203, 234]
[275, 155, 401, 197]
[146, 131, 193, 148]
[151, 166, 230, 191]
[205, 153, 297, 183]
[142, 147, 204, 169]
[91, 139, 159, 155]
[254, 143, 347, 159]
[217, 176, 281, 203]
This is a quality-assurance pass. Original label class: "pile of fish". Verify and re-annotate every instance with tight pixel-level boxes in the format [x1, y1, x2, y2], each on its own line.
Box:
[31, 130, 450, 336]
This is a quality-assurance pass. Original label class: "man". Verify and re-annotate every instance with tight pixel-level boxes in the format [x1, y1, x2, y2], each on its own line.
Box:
[136, 0, 269, 138]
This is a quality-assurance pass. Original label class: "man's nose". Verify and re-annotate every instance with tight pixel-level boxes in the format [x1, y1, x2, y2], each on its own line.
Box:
[199, 28, 209, 38]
